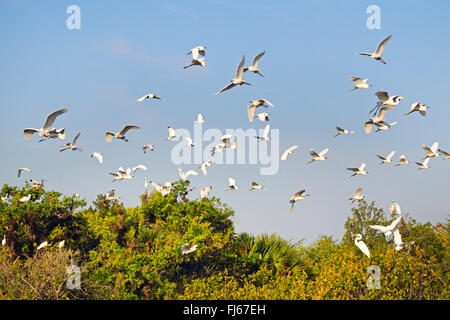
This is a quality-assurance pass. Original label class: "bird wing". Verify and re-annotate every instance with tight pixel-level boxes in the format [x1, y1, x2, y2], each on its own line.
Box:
[168, 127, 176, 137]
[105, 132, 114, 143]
[261, 99, 274, 107]
[390, 216, 403, 229]
[235, 55, 245, 80]
[354, 187, 363, 197]
[350, 77, 362, 84]
[43, 108, 68, 130]
[228, 177, 236, 186]
[375, 91, 389, 102]
[23, 128, 40, 139]
[281, 145, 297, 160]
[375, 35, 392, 55]
[72, 132, 81, 145]
[247, 105, 256, 122]
[363, 122, 373, 134]
[422, 145, 433, 155]
[369, 225, 388, 232]
[119, 125, 141, 135]
[318, 148, 329, 157]
[137, 94, 150, 102]
[377, 106, 390, 119]
[309, 149, 319, 158]
[387, 150, 396, 160]
[185, 170, 198, 177]
[359, 163, 366, 170]
[200, 165, 207, 176]
[410, 102, 420, 111]
[423, 158, 430, 166]
[430, 142, 439, 153]
[393, 229, 403, 245]
[191, 47, 199, 60]
[252, 51, 265, 67]
[132, 164, 147, 172]
[262, 124, 270, 138]
[215, 83, 235, 95]
[294, 190, 306, 198]
[150, 182, 163, 193]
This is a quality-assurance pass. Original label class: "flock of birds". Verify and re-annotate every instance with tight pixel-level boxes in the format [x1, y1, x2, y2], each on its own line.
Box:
[2, 37, 448, 257]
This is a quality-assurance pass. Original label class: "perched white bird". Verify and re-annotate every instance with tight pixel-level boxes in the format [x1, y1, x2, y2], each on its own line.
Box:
[2, 235, 6, 246]
[215, 55, 251, 95]
[369, 91, 407, 115]
[249, 182, 265, 192]
[105, 125, 141, 143]
[225, 178, 238, 191]
[377, 150, 396, 165]
[17, 168, 32, 178]
[349, 77, 371, 91]
[349, 187, 364, 204]
[369, 216, 403, 237]
[438, 149, 450, 159]
[389, 201, 402, 217]
[60, 132, 83, 152]
[90, 152, 103, 164]
[289, 189, 310, 212]
[1, 195, 9, 204]
[19, 194, 31, 203]
[281, 145, 298, 160]
[364, 106, 392, 134]
[197, 161, 214, 176]
[255, 124, 270, 142]
[347, 162, 368, 177]
[351, 234, 370, 258]
[186, 46, 206, 57]
[200, 186, 212, 199]
[166, 126, 182, 141]
[374, 121, 398, 133]
[307, 148, 329, 164]
[30, 179, 45, 189]
[422, 142, 439, 160]
[243, 51, 265, 77]
[357, 35, 392, 64]
[177, 168, 198, 181]
[144, 177, 149, 192]
[181, 243, 198, 255]
[404, 102, 430, 117]
[24, 108, 68, 140]
[393, 229, 414, 251]
[415, 157, 430, 170]
[333, 126, 354, 137]
[37, 241, 48, 250]
[247, 99, 274, 122]
[195, 113, 205, 124]
[137, 93, 162, 102]
[150, 181, 172, 196]
[395, 155, 409, 167]
[58, 240, 65, 249]
[142, 144, 155, 153]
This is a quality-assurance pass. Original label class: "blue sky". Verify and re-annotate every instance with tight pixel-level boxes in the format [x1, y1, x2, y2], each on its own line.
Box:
[0, 0, 449, 244]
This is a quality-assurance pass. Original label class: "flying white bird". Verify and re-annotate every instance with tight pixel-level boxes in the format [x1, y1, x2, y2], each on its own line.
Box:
[374, 121, 398, 132]
[404, 102, 430, 117]
[195, 113, 205, 124]
[333, 126, 354, 137]
[37, 128, 68, 142]
[415, 158, 430, 170]
[142, 144, 155, 153]
[19, 194, 32, 203]
[186, 46, 206, 57]
[247, 99, 274, 122]
[110, 167, 132, 182]
[105, 125, 141, 143]
[289, 189, 310, 211]
[438, 149, 450, 159]
[395, 155, 409, 167]
[307, 148, 329, 164]
[389, 201, 402, 217]
[357, 34, 392, 64]
[17, 168, 32, 178]
[90, 152, 103, 164]
[249, 182, 265, 192]
[281, 145, 298, 160]
[210, 134, 233, 155]
[377, 150, 396, 165]
[37, 241, 48, 250]
[185, 137, 195, 147]
[351, 234, 370, 258]
[347, 162, 368, 177]
[197, 161, 214, 176]
[24, 108, 68, 140]
[349, 187, 364, 205]
[60, 132, 83, 152]
[349, 77, 371, 91]
[255, 113, 270, 122]
[102, 189, 121, 201]
[369, 216, 403, 238]
[177, 168, 198, 181]
[166, 126, 182, 141]
[184, 47, 207, 69]
[181, 243, 198, 255]
[369, 91, 407, 115]
[393, 229, 414, 251]
[243, 51, 265, 77]
[58, 240, 65, 249]
[255, 124, 270, 142]
[137, 93, 162, 102]
[225, 178, 238, 191]
[364, 106, 391, 134]
[422, 142, 439, 160]
[215, 55, 251, 95]
[200, 186, 212, 199]
[150, 181, 172, 196]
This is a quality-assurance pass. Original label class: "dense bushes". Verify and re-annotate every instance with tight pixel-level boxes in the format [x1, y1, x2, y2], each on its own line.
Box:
[0, 182, 448, 299]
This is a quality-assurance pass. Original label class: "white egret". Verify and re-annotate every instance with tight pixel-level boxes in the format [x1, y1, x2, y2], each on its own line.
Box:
[186, 46, 206, 57]
[393, 229, 414, 251]
[24, 108, 68, 140]
[369, 91, 407, 115]
[377, 150, 396, 165]
[333, 126, 354, 137]
[389, 201, 402, 217]
[184, 48, 207, 69]
[289, 190, 310, 211]
[357, 34, 392, 64]
[243, 51, 265, 77]
[374, 121, 397, 132]
[215, 55, 251, 95]
[37, 241, 48, 250]
[132, 165, 147, 174]
[347, 162, 368, 177]
[181, 243, 198, 255]
[200, 186, 212, 199]
[415, 158, 430, 170]
[255, 124, 270, 142]
[177, 168, 198, 181]
[17, 168, 32, 178]
[38, 128, 68, 142]
[90, 152, 103, 164]
[1, 235, 5, 246]
[105, 125, 141, 143]
[60, 132, 83, 152]
[307, 148, 329, 164]
[197, 161, 214, 176]
[249, 182, 265, 192]
[404, 102, 430, 117]
[137, 93, 162, 102]
[364, 106, 391, 134]
[225, 178, 238, 191]
[351, 234, 370, 258]
[142, 144, 155, 153]
[349, 77, 371, 91]
[166, 126, 182, 141]
[349, 187, 364, 205]
[150, 181, 172, 196]
[247, 99, 273, 122]
[19, 194, 31, 203]
[281, 145, 298, 160]
[58, 240, 65, 249]
[394, 155, 408, 166]
[30, 179, 45, 189]
[185, 137, 195, 147]
[369, 216, 403, 237]
[255, 113, 269, 122]
[422, 142, 439, 160]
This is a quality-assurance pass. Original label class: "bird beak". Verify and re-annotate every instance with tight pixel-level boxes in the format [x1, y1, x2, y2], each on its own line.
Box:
[401, 97, 407, 100]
